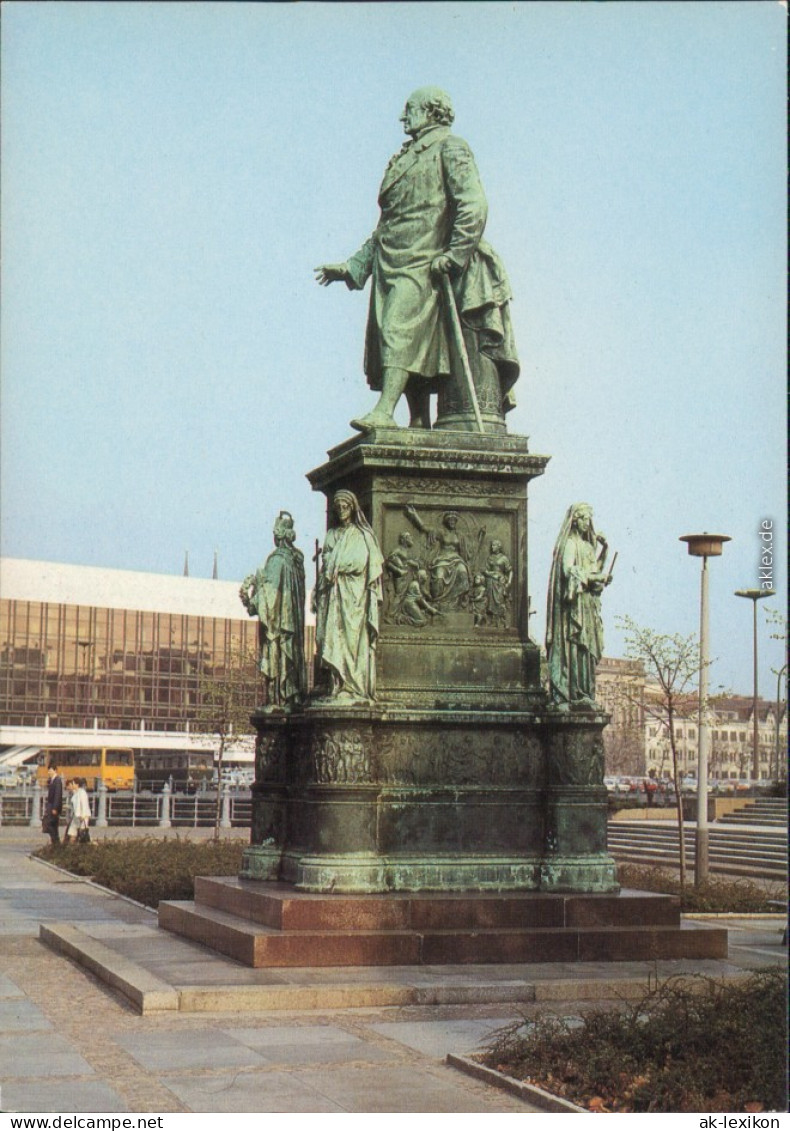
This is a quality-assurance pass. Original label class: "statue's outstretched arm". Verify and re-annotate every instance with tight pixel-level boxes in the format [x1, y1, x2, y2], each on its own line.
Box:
[314, 263, 349, 286]
[404, 504, 427, 535]
[345, 236, 376, 289]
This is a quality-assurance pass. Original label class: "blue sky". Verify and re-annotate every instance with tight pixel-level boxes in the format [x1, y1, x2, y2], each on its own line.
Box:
[1, 1, 786, 694]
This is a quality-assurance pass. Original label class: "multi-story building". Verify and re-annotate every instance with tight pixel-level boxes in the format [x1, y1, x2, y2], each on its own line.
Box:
[0, 558, 264, 767]
[644, 691, 787, 783]
[596, 657, 647, 775]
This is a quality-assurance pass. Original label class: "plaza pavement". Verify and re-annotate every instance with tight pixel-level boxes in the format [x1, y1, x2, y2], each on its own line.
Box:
[0, 827, 786, 1115]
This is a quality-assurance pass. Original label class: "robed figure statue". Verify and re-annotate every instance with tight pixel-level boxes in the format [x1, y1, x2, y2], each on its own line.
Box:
[314, 490, 384, 702]
[546, 504, 613, 708]
[316, 86, 519, 432]
[240, 511, 307, 707]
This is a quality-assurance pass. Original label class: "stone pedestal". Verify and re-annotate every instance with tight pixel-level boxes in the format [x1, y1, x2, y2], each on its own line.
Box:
[159, 879, 728, 967]
[241, 702, 616, 894]
[308, 428, 547, 707]
[160, 427, 728, 964]
[239, 428, 617, 895]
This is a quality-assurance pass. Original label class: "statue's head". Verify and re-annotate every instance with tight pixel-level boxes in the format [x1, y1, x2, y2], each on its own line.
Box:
[571, 504, 594, 538]
[443, 511, 459, 529]
[400, 87, 454, 136]
[490, 539, 502, 554]
[273, 510, 296, 545]
[332, 489, 358, 526]
[398, 531, 414, 548]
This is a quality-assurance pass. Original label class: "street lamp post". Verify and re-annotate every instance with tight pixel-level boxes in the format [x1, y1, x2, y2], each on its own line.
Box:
[774, 663, 787, 783]
[680, 533, 730, 887]
[734, 588, 775, 785]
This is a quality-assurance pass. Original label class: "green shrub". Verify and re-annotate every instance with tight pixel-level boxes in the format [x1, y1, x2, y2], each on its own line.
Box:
[483, 969, 788, 1112]
[618, 863, 785, 913]
[35, 837, 245, 907]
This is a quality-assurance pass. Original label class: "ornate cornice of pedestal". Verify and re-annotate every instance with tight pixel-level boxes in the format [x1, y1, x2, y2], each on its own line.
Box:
[307, 428, 550, 492]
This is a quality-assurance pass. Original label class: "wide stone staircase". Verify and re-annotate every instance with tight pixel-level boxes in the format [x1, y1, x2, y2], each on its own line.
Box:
[608, 803, 787, 881]
[716, 797, 787, 828]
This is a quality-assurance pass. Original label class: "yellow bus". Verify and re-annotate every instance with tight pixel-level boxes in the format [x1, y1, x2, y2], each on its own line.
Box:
[37, 748, 135, 791]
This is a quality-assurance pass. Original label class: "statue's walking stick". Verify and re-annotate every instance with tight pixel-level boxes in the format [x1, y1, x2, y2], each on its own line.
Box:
[312, 538, 322, 594]
[440, 273, 485, 433]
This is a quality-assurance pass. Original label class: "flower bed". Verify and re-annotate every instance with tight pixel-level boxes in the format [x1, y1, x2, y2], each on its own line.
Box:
[618, 863, 784, 913]
[34, 837, 245, 908]
[480, 970, 787, 1113]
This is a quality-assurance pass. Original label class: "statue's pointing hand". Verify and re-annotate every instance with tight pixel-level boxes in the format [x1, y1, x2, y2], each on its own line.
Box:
[314, 263, 348, 286]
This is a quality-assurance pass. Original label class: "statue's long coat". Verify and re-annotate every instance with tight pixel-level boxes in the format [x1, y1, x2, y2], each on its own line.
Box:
[345, 126, 519, 406]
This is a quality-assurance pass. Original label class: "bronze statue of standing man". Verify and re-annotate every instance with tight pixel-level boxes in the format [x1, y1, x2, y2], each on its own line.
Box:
[315, 87, 519, 433]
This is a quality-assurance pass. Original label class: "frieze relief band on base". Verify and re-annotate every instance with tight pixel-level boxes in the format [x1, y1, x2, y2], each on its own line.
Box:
[255, 721, 546, 787]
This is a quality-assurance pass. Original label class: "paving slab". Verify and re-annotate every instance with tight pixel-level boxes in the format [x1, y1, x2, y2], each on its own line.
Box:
[286, 1062, 528, 1113]
[112, 1028, 268, 1071]
[226, 1025, 396, 1065]
[159, 1068, 348, 1113]
[0, 1033, 95, 1077]
[0, 974, 24, 999]
[368, 1017, 513, 1058]
[0, 999, 52, 1032]
[1, 1080, 130, 1114]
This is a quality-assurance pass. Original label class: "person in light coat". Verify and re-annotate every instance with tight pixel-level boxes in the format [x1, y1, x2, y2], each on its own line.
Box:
[65, 777, 91, 843]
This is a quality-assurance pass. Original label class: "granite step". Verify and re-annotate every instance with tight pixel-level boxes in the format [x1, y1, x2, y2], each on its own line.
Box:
[158, 890, 726, 969]
[193, 876, 682, 931]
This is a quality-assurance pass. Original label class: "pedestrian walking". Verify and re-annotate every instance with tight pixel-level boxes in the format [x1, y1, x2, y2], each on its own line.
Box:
[65, 777, 91, 844]
[42, 764, 63, 846]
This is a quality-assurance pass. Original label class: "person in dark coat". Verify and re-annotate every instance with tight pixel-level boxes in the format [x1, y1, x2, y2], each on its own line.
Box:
[43, 764, 63, 845]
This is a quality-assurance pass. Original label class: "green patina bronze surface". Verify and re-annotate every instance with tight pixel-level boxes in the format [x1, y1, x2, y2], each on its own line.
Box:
[240, 93, 618, 897]
[313, 490, 383, 703]
[242, 434, 618, 894]
[546, 503, 614, 708]
[315, 87, 518, 433]
[240, 511, 307, 707]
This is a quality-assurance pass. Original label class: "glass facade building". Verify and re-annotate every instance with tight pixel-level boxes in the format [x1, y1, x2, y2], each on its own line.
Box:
[0, 559, 262, 730]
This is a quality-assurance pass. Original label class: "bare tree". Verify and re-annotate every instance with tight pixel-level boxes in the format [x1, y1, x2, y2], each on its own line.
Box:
[603, 725, 644, 776]
[618, 617, 704, 896]
[765, 605, 788, 784]
[194, 644, 262, 839]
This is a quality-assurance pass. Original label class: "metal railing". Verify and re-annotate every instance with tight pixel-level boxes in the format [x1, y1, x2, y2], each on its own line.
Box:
[0, 783, 251, 829]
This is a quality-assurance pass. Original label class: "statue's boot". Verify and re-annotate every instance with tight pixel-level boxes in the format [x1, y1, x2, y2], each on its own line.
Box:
[350, 410, 398, 432]
[350, 366, 409, 432]
[406, 386, 431, 430]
